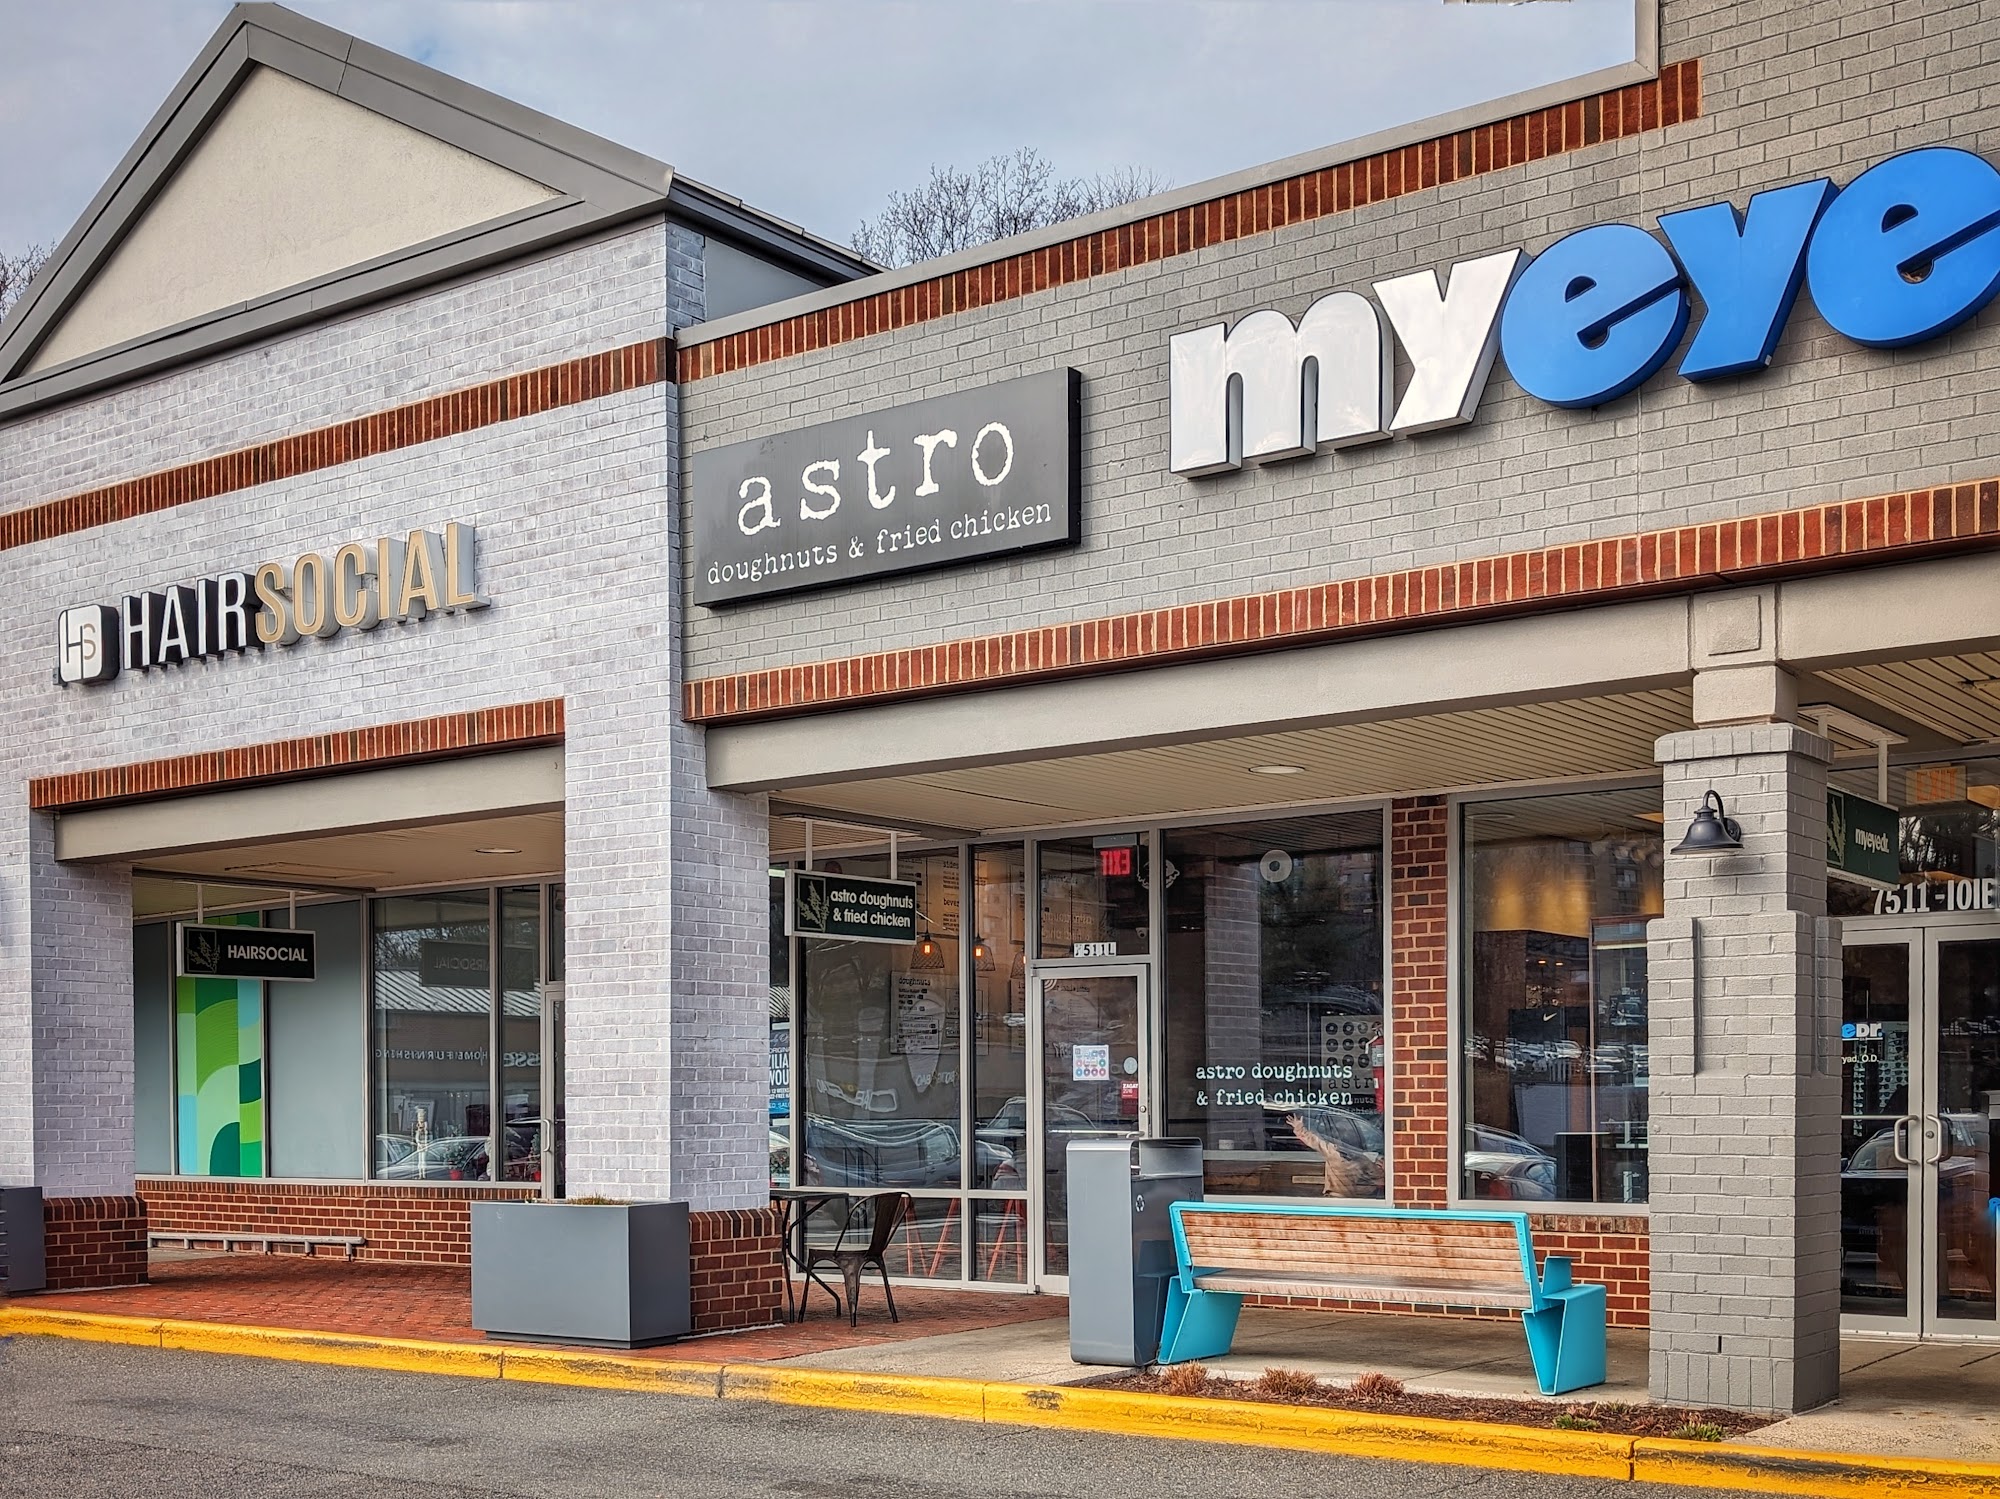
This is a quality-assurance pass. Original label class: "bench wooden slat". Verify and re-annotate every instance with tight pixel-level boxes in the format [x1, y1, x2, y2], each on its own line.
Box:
[1177, 1213, 1529, 1286]
[1179, 1228, 1525, 1263]
[1193, 1268, 1536, 1309]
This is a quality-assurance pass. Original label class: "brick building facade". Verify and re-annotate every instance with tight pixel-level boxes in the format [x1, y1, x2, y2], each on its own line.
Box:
[8, 0, 2000, 1416]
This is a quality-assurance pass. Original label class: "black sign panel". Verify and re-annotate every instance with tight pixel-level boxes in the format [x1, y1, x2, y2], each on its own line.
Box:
[692, 368, 1080, 606]
[178, 924, 316, 983]
[785, 871, 918, 945]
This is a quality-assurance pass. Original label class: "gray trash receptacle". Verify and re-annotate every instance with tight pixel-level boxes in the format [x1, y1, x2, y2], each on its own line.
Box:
[1067, 1137, 1204, 1366]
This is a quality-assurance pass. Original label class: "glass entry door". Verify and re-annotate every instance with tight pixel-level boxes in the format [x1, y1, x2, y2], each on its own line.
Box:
[1842, 926, 2000, 1338]
[1031, 964, 1152, 1289]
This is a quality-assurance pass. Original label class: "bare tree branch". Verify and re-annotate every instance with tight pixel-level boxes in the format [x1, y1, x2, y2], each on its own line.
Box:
[0, 244, 50, 320]
[854, 149, 1167, 268]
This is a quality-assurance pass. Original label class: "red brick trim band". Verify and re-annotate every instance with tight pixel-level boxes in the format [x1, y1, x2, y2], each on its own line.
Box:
[685, 478, 2000, 725]
[677, 60, 1700, 382]
[0, 341, 668, 554]
[30, 698, 564, 811]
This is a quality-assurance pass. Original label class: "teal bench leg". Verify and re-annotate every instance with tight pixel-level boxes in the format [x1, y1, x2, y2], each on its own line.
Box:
[1158, 1280, 1243, 1365]
[1523, 1283, 1607, 1395]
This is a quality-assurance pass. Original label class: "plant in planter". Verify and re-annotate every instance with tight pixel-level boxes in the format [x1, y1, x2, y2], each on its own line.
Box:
[470, 1198, 691, 1348]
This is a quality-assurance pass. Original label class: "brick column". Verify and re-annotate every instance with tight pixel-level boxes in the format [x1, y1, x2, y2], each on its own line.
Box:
[1648, 721, 1841, 1413]
[562, 226, 771, 1211]
[1389, 797, 1450, 1208]
[9, 812, 137, 1197]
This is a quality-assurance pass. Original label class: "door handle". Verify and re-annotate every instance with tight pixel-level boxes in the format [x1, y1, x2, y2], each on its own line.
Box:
[1891, 1116, 1917, 1166]
[1926, 1114, 1950, 1167]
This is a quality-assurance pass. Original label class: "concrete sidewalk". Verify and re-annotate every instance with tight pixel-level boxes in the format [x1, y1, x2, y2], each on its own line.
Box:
[777, 1300, 2000, 1462]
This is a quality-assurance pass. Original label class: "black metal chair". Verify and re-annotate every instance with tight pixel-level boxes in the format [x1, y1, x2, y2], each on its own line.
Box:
[805, 1191, 912, 1326]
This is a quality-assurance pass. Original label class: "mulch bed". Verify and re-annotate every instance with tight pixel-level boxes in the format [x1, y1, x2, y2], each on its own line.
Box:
[1081, 1367, 1771, 1439]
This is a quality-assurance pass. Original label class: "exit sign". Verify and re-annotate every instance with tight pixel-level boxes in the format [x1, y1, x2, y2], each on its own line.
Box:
[1098, 846, 1134, 878]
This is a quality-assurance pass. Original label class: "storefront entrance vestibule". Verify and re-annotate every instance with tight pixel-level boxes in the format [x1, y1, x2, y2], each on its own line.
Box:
[1841, 919, 2000, 1340]
[1030, 961, 1153, 1290]
[787, 813, 1389, 1295]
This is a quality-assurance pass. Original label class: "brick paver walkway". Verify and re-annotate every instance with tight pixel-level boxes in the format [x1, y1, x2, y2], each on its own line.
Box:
[14, 1253, 1066, 1362]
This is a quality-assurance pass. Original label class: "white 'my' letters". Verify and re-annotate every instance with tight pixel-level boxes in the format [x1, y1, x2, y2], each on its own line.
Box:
[1168, 292, 1390, 476]
[1169, 249, 1522, 475]
[1373, 249, 1525, 433]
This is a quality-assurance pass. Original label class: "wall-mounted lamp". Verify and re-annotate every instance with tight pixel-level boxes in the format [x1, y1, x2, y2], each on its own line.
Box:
[1670, 789, 1744, 854]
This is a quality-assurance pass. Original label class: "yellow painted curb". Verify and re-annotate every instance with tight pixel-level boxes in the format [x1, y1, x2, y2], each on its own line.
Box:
[0, 1305, 165, 1348]
[156, 1318, 504, 1379]
[17, 1304, 2000, 1496]
[722, 1364, 990, 1424]
[502, 1347, 723, 1398]
[1634, 1438, 2000, 1498]
[980, 1383, 1637, 1480]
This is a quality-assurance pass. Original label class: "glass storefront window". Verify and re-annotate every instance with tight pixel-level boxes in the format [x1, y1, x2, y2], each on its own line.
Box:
[1162, 813, 1385, 1198]
[1461, 789, 1662, 1206]
[1830, 759, 2000, 917]
[970, 845, 1028, 1198]
[799, 852, 964, 1187]
[1037, 836, 1148, 957]
[770, 869, 793, 1190]
[372, 890, 493, 1181]
[498, 886, 543, 1183]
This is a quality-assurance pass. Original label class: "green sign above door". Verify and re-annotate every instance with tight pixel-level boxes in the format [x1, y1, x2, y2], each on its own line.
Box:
[785, 870, 918, 944]
[1828, 788, 1900, 888]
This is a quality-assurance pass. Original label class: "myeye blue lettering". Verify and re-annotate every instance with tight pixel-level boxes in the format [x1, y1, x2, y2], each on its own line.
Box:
[1660, 177, 1836, 379]
[1169, 143, 2000, 476]
[1805, 146, 2000, 348]
[1497, 223, 1688, 408]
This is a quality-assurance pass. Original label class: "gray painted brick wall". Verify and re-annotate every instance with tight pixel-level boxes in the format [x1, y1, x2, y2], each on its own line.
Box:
[679, 0, 2000, 681]
[1649, 720, 1841, 1412]
[1, 221, 770, 1209]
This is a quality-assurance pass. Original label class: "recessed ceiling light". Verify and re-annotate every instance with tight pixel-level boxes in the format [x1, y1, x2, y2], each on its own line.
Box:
[1249, 764, 1307, 776]
[475, 846, 523, 856]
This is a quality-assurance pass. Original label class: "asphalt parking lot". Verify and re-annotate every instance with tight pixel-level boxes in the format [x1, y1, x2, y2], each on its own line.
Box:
[0, 1336, 1751, 1499]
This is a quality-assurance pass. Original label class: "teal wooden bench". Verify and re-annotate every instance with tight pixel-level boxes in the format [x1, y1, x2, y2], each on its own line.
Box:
[1159, 1202, 1607, 1395]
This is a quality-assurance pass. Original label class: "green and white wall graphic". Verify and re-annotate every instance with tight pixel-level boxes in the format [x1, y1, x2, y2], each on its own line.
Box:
[175, 911, 265, 1176]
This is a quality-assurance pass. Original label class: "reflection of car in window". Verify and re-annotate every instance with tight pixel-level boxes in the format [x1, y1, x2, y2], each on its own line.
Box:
[1464, 1124, 1559, 1201]
[800, 1116, 1013, 1189]
[374, 1134, 416, 1172]
[1841, 1115, 1992, 1299]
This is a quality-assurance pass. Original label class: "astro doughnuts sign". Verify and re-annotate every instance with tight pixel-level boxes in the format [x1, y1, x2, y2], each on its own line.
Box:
[56, 523, 486, 685]
[691, 369, 1080, 605]
[1170, 145, 2000, 473]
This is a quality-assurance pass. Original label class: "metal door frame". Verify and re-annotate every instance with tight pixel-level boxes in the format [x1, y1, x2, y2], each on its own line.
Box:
[1917, 922, 2000, 1339]
[1842, 915, 2000, 1340]
[1026, 960, 1155, 1295]
[1839, 924, 1926, 1340]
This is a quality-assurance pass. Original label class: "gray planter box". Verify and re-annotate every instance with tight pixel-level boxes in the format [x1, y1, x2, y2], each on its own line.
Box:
[470, 1200, 691, 1348]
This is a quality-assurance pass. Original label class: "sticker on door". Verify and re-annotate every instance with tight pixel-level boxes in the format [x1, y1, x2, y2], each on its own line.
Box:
[1073, 1044, 1110, 1081]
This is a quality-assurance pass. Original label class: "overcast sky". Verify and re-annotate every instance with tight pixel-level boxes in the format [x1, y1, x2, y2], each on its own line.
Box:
[1, 0, 1635, 258]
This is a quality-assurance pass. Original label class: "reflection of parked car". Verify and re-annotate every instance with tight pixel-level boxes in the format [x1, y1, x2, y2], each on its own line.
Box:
[769, 1127, 791, 1189]
[974, 1097, 1101, 1156]
[375, 1134, 417, 1172]
[380, 1127, 541, 1181]
[801, 1116, 1012, 1189]
[1842, 1115, 1991, 1302]
[381, 1135, 489, 1180]
[1464, 1124, 1558, 1200]
[1280, 1106, 1387, 1196]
